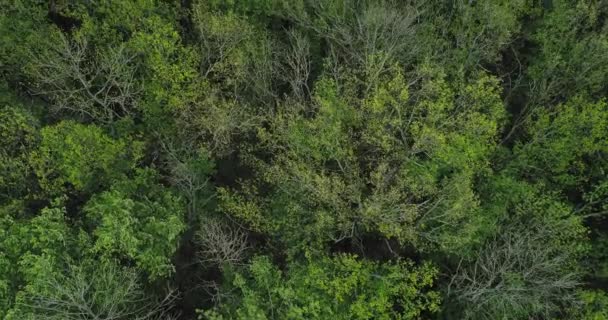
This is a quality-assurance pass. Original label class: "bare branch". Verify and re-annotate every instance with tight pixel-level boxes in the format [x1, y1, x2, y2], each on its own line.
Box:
[19, 261, 178, 320]
[27, 33, 140, 124]
[196, 218, 249, 267]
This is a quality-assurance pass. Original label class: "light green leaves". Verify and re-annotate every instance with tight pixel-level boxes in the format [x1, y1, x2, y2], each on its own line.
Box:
[209, 254, 439, 320]
[30, 121, 140, 196]
[85, 169, 185, 278]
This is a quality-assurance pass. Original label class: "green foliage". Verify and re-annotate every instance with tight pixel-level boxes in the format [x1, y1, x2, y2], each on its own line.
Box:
[416, 0, 532, 74]
[73, 0, 178, 46]
[448, 225, 582, 319]
[204, 254, 439, 319]
[484, 173, 589, 251]
[2, 0, 608, 318]
[526, 0, 608, 103]
[205, 0, 280, 16]
[512, 98, 608, 193]
[449, 170, 591, 319]
[0, 205, 76, 318]
[224, 67, 506, 255]
[0, 104, 38, 202]
[84, 168, 185, 278]
[588, 231, 608, 281]
[29, 121, 140, 196]
[0, 0, 52, 81]
[9, 259, 176, 320]
[0, 170, 183, 316]
[193, 3, 277, 103]
[21, 0, 197, 133]
[572, 290, 608, 320]
[0, 105, 38, 155]
[127, 13, 200, 131]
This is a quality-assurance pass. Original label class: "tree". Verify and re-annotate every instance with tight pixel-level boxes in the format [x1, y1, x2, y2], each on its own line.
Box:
[525, 0, 608, 105]
[161, 141, 215, 223]
[26, 32, 140, 124]
[503, 0, 608, 140]
[283, 0, 417, 92]
[220, 66, 506, 255]
[10, 260, 178, 320]
[279, 30, 313, 101]
[0, 205, 74, 318]
[0, 104, 38, 203]
[125, 10, 200, 134]
[173, 90, 263, 157]
[0, 0, 54, 84]
[84, 168, 185, 278]
[29, 120, 140, 196]
[193, 3, 278, 104]
[570, 290, 608, 320]
[24, 0, 200, 135]
[414, 0, 532, 75]
[511, 97, 608, 197]
[1, 0, 607, 318]
[203, 254, 440, 319]
[447, 225, 582, 319]
[196, 218, 249, 267]
[446, 184, 588, 319]
[0, 169, 183, 318]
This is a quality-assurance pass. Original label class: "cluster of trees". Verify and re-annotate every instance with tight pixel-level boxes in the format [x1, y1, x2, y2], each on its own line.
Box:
[1, 0, 607, 319]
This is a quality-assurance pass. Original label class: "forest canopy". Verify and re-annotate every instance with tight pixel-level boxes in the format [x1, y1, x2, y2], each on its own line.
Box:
[1, 0, 607, 319]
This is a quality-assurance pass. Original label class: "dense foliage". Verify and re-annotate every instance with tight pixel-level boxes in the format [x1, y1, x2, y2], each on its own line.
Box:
[1, 0, 607, 319]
